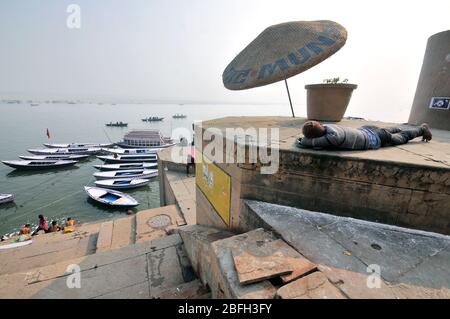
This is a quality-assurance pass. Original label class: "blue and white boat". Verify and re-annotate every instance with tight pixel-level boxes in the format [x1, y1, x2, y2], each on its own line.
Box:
[84, 186, 139, 208]
[93, 162, 157, 171]
[94, 178, 150, 190]
[93, 169, 158, 180]
[97, 154, 157, 163]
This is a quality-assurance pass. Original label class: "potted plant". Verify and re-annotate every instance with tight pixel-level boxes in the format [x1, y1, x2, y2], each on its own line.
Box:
[305, 77, 357, 122]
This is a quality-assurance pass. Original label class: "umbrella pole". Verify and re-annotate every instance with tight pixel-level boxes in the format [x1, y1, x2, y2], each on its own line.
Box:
[284, 79, 295, 118]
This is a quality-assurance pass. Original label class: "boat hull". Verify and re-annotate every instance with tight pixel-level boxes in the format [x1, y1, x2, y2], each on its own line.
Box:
[2, 160, 77, 170]
[93, 163, 157, 171]
[93, 169, 158, 180]
[0, 194, 15, 204]
[43, 143, 114, 149]
[19, 155, 90, 161]
[94, 178, 150, 190]
[97, 155, 158, 163]
[28, 148, 101, 155]
[84, 186, 139, 207]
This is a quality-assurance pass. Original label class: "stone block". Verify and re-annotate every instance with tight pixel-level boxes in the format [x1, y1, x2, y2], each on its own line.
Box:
[276, 272, 346, 299]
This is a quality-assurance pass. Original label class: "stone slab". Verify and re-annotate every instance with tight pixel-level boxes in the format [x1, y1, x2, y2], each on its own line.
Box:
[233, 250, 293, 285]
[96, 221, 113, 253]
[110, 216, 134, 250]
[276, 272, 346, 299]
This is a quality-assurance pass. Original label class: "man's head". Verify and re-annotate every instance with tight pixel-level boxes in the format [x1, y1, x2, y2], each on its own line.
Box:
[38, 215, 44, 220]
[52, 221, 57, 226]
[302, 121, 326, 138]
[25, 224, 30, 228]
[67, 217, 72, 221]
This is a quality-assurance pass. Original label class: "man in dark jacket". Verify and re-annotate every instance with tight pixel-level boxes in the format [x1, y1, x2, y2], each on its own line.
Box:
[297, 121, 432, 150]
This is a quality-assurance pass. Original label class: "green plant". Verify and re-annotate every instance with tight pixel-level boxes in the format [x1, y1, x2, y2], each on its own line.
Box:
[323, 77, 349, 84]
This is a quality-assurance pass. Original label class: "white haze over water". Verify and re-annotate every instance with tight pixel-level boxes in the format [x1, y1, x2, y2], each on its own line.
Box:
[0, 0, 449, 123]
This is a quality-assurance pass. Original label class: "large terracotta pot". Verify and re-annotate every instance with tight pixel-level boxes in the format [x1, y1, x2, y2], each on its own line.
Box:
[305, 83, 357, 121]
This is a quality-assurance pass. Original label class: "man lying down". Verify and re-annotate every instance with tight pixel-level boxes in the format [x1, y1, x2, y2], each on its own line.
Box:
[297, 121, 432, 150]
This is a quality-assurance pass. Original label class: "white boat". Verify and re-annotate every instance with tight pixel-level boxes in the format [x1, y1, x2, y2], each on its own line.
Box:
[0, 194, 15, 204]
[19, 154, 90, 161]
[93, 162, 157, 171]
[115, 130, 175, 149]
[101, 148, 158, 155]
[97, 154, 158, 163]
[84, 186, 139, 208]
[43, 143, 114, 149]
[28, 147, 101, 155]
[93, 169, 158, 180]
[2, 160, 77, 170]
[94, 178, 150, 190]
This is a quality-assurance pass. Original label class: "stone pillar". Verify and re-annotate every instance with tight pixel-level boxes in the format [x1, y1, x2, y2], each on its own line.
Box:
[408, 30, 450, 130]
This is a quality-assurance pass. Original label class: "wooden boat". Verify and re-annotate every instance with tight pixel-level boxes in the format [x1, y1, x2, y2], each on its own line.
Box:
[43, 143, 114, 149]
[84, 186, 139, 208]
[93, 169, 158, 180]
[27, 148, 101, 155]
[0, 194, 15, 204]
[19, 154, 90, 161]
[115, 130, 175, 149]
[2, 160, 77, 170]
[172, 114, 187, 119]
[142, 117, 164, 122]
[93, 162, 157, 171]
[101, 148, 158, 155]
[106, 122, 128, 127]
[97, 154, 158, 163]
[94, 178, 150, 190]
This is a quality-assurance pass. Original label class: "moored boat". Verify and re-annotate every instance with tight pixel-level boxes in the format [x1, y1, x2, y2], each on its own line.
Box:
[43, 143, 114, 149]
[97, 154, 158, 163]
[94, 178, 150, 190]
[84, 186, 139, 207]
[0, 194, 15, 204]
[27, 148, 101, 155]
[2, 160, 77, 170]
[19, 154, 90, 161]
[115, 130, 175, 149]
[101, 148, 158, 155]
[93, 169, 158, 180]
[172, 114, 187, 119]
[93, 162, 157, 171]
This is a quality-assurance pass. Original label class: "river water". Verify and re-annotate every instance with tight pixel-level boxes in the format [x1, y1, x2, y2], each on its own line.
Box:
[0, 102, 291, 235]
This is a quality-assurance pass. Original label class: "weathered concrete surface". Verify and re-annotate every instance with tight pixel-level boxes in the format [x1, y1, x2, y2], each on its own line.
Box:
[194, 116, 450, 235]
[245, 200, 450, 298]
[0, 230, 98, 276]
[276, 271, 346, 299]
[136, 205, 185, 244]
[95, 221, 113, 252]
[0, 234, 205, 299]
[110, 216, 134, 250]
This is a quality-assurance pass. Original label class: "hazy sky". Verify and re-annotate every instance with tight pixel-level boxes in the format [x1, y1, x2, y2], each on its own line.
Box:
[0, 0, 449, 121]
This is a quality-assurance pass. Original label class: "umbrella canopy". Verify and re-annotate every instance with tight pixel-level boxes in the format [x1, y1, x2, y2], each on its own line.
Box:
[223, 20, 347, 90]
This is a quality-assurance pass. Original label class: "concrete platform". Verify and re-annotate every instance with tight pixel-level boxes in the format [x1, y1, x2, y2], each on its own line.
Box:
[194, 116, 450, 235]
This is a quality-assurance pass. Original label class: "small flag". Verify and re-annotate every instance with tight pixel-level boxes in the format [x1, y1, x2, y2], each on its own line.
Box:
[46, 128, 50, 139]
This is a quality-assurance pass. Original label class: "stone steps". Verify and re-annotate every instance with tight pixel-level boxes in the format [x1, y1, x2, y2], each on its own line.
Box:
[0, 234, 209, 299]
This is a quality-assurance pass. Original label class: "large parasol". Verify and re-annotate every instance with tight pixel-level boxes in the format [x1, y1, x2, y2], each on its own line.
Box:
[223, 20, 347, 117]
